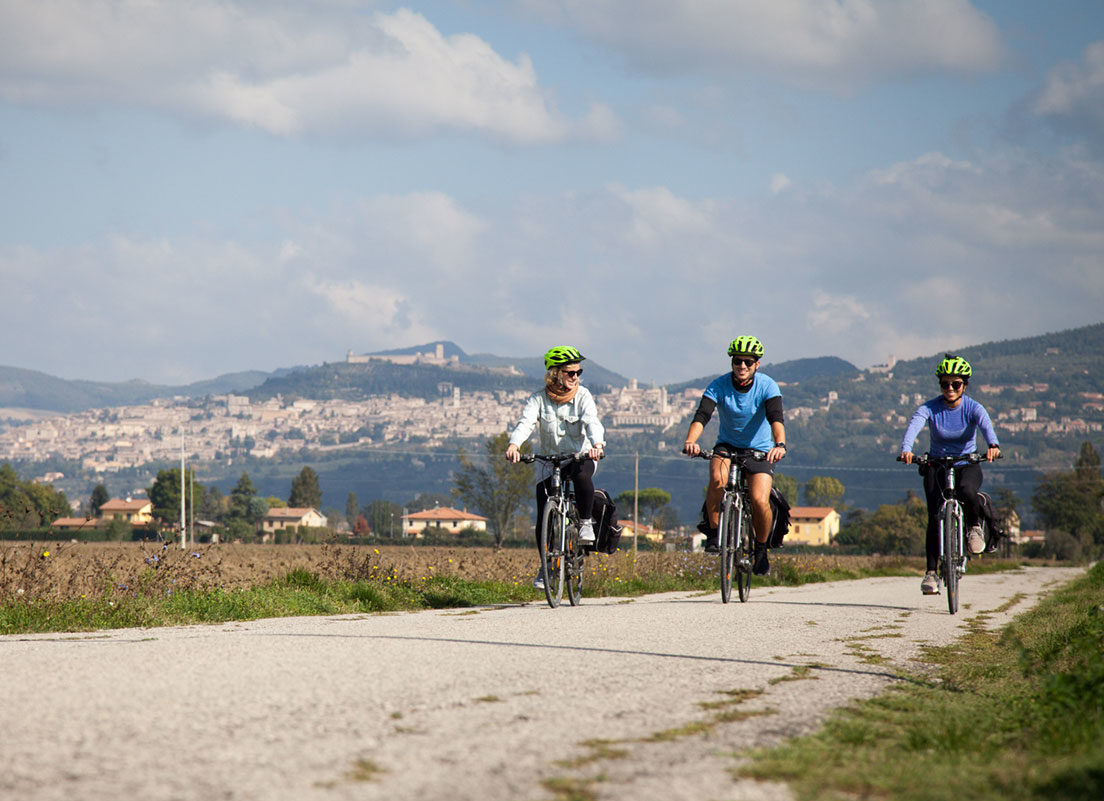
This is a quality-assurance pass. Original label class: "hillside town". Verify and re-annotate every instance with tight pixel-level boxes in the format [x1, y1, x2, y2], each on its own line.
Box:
[0, 379, 702, 472]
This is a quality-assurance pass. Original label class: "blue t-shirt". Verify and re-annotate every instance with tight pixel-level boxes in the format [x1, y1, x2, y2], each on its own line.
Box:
[703, 372, 781, 451]
[900, 395, 999, 459]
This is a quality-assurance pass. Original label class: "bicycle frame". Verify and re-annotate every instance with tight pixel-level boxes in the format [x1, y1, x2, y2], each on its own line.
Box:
[908, 452, 985, 615]
[520, 453, 585, 608]
[695, 449, 765, 603]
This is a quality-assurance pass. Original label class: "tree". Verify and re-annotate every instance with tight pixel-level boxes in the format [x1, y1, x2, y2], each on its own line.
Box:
[229, 472, 259, 522]
[654, 505, 680, 532]
[148, 467, 201, 528]
[289, 466, 322, 508]
[453, 432, 533, 548]
[835, 497, 924, 555]
[804, 476, 845, 508]
[773, 473, 798, 506]
[345, 491, 359, 529]
[90, 484, 110, 517]
[365, 499, 403, 538]
[198, 485, 225, 521]
[1033, 442, 1104, 554]
[616, 488, 671, 529]
[0, 463, 57, 529]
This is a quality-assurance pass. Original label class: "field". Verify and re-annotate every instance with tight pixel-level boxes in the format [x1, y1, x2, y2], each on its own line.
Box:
[0, 540, 932, 603]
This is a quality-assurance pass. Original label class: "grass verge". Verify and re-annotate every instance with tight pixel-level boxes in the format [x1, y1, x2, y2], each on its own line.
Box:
[0, 544, 1032, 635]
[737, 561, 1104, 801]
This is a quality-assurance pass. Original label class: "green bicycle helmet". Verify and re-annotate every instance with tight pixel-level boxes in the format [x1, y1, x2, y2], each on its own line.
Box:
[544, 346, 586, 371]
[727, 336, 764, 359]
[936, 354, 972, 379]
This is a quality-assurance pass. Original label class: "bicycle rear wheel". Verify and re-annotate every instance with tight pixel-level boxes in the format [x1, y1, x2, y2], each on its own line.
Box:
[539, 500, 566, 608]
[719, 496, 737, 603]
[566, 526, 583, 606]
[736, 500, 753, 603]
[943, 503, 961, 615]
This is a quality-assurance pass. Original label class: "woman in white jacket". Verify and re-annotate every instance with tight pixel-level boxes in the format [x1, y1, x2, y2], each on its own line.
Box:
[505, 346, 606, 588]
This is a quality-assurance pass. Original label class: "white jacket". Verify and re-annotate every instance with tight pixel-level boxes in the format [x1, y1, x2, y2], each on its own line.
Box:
[508, 386, 605, 458]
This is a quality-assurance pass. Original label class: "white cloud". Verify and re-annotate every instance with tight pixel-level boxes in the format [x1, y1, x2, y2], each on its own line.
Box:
[519, 0, 1003, 90]
[4, 147, 1103, 385]
[1032, 40, 1104, 151]
[0, 3, 604, 143]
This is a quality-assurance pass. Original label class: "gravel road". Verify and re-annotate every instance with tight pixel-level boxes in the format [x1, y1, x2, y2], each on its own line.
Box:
[1, 566, 1084, 801]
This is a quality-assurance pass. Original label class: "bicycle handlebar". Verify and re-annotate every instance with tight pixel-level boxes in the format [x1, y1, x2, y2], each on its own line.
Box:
[689, 448, 769, 462]
[517, 452, 594, 466]
[898, 452, 1001, 467]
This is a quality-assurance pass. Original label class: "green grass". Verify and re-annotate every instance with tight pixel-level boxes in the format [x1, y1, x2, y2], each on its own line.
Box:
[737, 561, 1104, 801]
[0, 554, 1032, 635]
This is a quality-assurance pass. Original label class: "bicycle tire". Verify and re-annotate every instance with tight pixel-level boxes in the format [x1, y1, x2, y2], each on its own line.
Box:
[736, 498, 753, 603]
[539, 500, 566, 608]
[719, 494, 737, 603]
[566, 523, 583, 606]
[943, 502, 960, 615]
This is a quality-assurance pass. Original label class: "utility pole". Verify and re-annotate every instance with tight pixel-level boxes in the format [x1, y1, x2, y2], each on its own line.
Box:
[180, 433, 186, 549]
[633, 452, 639, 559]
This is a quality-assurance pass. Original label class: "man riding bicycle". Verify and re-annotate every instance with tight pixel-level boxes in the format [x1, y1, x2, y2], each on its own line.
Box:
[506, 346, 606, 589]
[682, 336, 786, 575]
[899, 354, 1001, 595]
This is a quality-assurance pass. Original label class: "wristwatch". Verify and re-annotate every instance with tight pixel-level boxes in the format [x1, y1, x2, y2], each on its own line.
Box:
[774, 442, 787, 450]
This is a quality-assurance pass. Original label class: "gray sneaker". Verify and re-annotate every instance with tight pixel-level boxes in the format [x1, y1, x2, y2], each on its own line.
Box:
[532, 569, 545, 590]
[921, 571, 940, 595]
[578, 519, 596, 544]
[967, 526, 985, 555]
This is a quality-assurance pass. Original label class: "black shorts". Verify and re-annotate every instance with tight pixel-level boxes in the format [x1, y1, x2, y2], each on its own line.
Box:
[713, 442, 775, 476]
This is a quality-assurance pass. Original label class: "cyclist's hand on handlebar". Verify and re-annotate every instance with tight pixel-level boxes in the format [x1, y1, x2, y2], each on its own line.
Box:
[588, 445, 605, 461]
[985, 445, 1001, 463]
[766, 444, 786, 463]
[505, 444, 521, 463]
[898, 451, 914, 465]
[682, 441, 701, 457]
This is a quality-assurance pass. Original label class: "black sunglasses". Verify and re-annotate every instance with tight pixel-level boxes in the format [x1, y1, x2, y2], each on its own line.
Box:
[940, 379, 964, 390]
[731, 357, 758, 367]
[561, 369, 583, 378]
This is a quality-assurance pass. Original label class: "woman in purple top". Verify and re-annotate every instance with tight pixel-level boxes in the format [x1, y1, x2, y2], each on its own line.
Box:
[899, 354, 1001, 595]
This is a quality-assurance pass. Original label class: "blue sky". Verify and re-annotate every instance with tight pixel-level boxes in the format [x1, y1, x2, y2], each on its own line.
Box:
[2, 0, 1102, 387]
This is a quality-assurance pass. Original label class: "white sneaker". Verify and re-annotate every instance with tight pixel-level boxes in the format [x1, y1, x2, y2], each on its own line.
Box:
[532, 570, 545, 590]
[967, 526, 985, 555]
[921, 571, 940, 595]
[578, 519, 596, 544]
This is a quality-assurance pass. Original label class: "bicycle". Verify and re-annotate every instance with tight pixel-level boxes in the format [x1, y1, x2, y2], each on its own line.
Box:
[692, 448, 769, 603]
[899, 452, 996, 615]
[519, 453, 588, 608]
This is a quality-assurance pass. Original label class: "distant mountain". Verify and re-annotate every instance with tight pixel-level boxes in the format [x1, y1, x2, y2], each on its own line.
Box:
[250, 342, 629, 401]
[0, 365, 273, 413]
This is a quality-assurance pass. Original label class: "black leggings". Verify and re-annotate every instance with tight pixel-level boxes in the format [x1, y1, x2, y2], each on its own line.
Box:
[922, 462, 983, 571]
[533, 458, 596, 545]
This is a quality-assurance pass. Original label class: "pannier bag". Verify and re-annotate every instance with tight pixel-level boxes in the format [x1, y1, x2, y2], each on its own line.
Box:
[767, 487, 791, 549]
[587, 489, 623, 554]
[977, 491, 1006, 551]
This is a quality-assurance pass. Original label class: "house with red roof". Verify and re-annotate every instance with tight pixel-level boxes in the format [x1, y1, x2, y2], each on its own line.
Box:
[402, 507, 488, 537]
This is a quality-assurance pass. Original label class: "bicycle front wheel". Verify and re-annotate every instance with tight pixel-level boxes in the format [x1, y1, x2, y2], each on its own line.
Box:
[539, 500, 566, 608]
[736, 499, 753, 603]
[943, 502, 961, 615]
[719, 495, 737, 603]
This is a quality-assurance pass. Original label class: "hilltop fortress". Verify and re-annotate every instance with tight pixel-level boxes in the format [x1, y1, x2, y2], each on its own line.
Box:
[346, 343, 457, 367]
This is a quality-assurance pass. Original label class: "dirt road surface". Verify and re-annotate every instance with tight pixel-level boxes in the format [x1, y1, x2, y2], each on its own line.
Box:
[1, 566, 1084, 801]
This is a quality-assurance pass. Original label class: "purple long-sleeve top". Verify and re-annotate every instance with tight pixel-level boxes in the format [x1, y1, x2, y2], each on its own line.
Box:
[900, 395, 999, 460]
